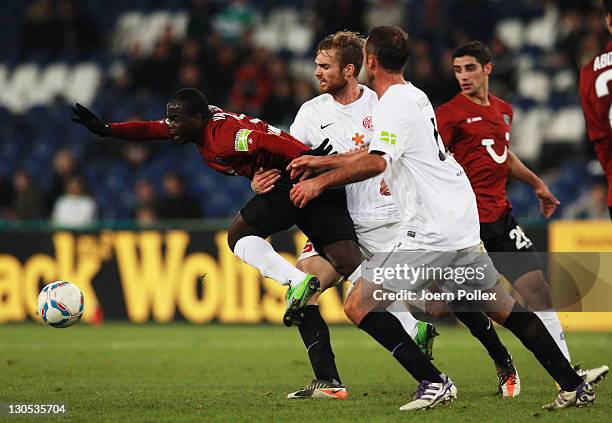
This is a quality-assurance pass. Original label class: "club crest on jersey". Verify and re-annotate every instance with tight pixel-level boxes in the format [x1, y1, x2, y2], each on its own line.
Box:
[362, 116, 373, 129]
[503, 114, 510, 125]
[234, 129, 253, 152]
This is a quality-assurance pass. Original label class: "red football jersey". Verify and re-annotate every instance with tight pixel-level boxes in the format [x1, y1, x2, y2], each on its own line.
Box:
[579, 41, 612, 142]
[109, 107, 309, 179]
[579, 41, 612, 206]
[436, 93, 513, 223]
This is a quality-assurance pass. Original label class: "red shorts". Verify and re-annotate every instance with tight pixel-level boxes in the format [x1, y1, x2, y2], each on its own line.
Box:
[593, 139, 612, 206]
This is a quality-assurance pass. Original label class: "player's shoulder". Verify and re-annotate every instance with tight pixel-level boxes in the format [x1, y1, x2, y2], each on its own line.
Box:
[296, 93, 334, 115]
[489, 94, 513, 113]
[436, 93, 464, 120]
[380, 83, 425, 110]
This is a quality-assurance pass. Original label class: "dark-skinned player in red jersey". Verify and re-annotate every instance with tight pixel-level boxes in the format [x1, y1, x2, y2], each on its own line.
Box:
[71, 88, 363, 328]
[435, 41, 609, 389]
[579, 0, 612, 220]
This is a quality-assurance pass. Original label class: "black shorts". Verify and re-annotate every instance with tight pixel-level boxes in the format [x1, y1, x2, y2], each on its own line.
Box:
[240, 173, 358, 253]
[480, 210, 542, 283]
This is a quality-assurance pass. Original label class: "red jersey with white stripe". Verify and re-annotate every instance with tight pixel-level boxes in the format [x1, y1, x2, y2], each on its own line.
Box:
[109, 107, 309, 179]
[579, 41, 612, 206]
[436, 93, 513, 223]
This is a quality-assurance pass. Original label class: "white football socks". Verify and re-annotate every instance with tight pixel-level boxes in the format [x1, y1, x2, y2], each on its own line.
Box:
[234, 235, 307, 287]
[387, 300, 419, 339]
[535, 310, 571, 362]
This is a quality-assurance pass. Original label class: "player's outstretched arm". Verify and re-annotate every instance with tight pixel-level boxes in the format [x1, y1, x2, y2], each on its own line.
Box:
[289, 152, 387, 208]
[71, 103, 111, 137]
[508, 150, 560, 218]
[71, 103, 172, 140]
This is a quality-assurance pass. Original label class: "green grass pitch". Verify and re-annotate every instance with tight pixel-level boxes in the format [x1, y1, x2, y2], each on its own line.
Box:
[1, 323, 610, 422]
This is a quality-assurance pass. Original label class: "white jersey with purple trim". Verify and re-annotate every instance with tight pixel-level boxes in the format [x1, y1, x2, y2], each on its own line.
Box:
[290, 85, 400, 223]
[368, 82, 480, 251]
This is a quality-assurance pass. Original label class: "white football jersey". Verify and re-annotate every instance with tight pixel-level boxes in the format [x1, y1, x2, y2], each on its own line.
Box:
[290, 85, 400, 223]
[368, 83, 481, 251]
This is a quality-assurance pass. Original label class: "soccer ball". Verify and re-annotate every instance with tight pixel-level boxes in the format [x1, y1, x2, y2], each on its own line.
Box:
[37, 281, 84, 328]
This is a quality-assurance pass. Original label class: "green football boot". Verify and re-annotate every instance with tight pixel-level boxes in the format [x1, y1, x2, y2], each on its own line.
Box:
[414, 321, 438, 360]
[283, 275, 321, 327]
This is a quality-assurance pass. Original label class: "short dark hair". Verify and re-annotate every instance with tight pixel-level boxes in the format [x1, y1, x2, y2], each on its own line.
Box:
[169, 88, 211, 119]
[452, 41, 493, 66]
[317, 31, 364, 75]
[365, 26, 411, 73]
[604, 0, 612, 14]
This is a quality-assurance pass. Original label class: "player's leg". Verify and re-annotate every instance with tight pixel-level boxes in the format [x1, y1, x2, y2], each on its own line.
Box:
[229, 211, 308, 288]
[483, 284, 594, 408]
[354, 220, 433, 357]
[345, 279, 449, 382]
[229, 194, 320, 324]
[451, 246, 594, 408]
[344, 252, 457, 410]
[483, 212, 571, 361]
[449, 303, 519, 397]
[287, 247, 346, 399]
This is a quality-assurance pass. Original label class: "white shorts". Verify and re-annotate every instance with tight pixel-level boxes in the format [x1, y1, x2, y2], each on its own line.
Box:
[362, 243, 499, 295]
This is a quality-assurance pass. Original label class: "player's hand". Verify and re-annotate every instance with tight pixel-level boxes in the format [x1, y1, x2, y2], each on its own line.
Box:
[71, 103, 111, 136]
[251, 168, 281, 194]
[290, 179, 323, 209]
[300, 138, 333, 156]
[380, 178, 391, 196]
[535, 184, 560, 218]
[287, 155, 323, 180]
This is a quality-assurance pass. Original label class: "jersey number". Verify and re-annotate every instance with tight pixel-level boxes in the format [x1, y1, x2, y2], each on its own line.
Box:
[594, 69, 612, 130]
[430, 118, 447, 161]
[509, 225, 533, 250]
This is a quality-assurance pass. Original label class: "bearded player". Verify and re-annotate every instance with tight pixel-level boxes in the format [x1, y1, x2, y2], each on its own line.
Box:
[253, 31, 438, 400]
[579, 0, 612, 220]
[436, 41, 608, 384]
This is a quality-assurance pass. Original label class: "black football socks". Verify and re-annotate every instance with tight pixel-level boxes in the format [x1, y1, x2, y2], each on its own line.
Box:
[358, 309, 443, 383]
[502, 302, 583, 391]
[453, 310, 511, 365]
[298, 305, 342, 384]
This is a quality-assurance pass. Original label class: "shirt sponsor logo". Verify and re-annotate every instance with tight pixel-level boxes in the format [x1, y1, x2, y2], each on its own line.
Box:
[362, 116, 373, 129]
[352, 132, 365, 146]
[380, 131, 396, 145]
[234, 129, 253, 152]
[466, 116, 482, 123]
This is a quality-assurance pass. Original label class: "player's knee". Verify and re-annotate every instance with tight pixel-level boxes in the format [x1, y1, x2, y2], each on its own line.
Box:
[514, 271, 553, 310]
[296, 260, 308, 273]
[227, 230, 239, 252]
[426, 299, 452, 318]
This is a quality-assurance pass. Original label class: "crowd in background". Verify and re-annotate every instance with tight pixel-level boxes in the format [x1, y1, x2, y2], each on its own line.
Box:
[0, 0, 610, 226]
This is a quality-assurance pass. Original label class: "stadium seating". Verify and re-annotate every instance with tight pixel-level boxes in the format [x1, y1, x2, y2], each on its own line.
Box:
[0, 0, 603, 222]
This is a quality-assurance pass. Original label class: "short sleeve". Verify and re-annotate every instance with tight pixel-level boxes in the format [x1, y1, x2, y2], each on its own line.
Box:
[369, 102, 405, 161]
[289, 106, 315, 147]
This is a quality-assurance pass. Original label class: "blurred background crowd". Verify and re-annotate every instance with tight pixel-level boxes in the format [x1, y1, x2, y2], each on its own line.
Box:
[0, 0, 610, 228]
